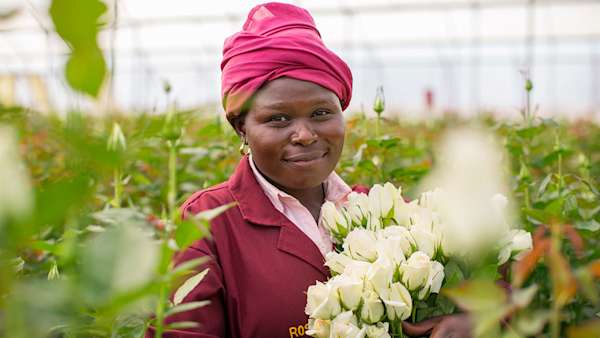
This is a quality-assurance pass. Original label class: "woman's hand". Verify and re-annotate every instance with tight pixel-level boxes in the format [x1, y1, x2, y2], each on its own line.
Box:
[402, 314, 472, 338]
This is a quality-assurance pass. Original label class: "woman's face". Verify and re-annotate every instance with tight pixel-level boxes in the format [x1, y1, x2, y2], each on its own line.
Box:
[237, 77, 345, 191]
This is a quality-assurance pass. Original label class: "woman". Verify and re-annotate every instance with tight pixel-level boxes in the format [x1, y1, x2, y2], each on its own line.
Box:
[148, 2, 470, 338]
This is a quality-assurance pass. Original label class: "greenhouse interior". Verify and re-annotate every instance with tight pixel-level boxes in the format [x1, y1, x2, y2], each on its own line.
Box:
[0, 1, 599, 338]
[1, 0, 599, 118]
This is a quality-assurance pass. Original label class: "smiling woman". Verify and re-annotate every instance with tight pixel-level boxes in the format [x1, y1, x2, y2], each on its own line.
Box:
[145, 3, 357, 337]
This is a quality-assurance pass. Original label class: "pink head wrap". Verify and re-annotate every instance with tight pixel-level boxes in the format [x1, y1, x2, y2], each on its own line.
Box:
[221, 2, 353, 123]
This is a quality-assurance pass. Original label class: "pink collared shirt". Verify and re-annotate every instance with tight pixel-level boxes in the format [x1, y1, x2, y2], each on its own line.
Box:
[249, 155, 351, 257]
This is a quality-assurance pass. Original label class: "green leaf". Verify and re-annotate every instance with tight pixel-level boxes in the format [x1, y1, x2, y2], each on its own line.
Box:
[575, 268, 599, 304]
[366, 139, 381, 148]
[511, 284, 538, 308]
[379, 137, 400, 149]
[168, 257, 209, 279]
[433, 294, 456, 316]
[389, 165, 429, 180]
[522, 207, 548, 224]
[470, 263, 500, 281]
[165, 321, 200, 330]
[173, 269, 209, 305]
[132, 172, 152, 186]
[5, 280, 77, 338]
[193, 202, 236, 221]
[165, 300, 210, 317]
[578, 205, 600, 220]
[175, 219, 203, 250]
[574, 219, 600, 232]
[79, 225, 158, 304]
[544, 198, 564, 219]
[515, 125, 544, 140]
[536, 173, 553, 198]
[49, 0, 108, 97]
[49, 0, 107, 46]
[501, 330, 523, 338]
[518, 160, 531, 182]
[92, 208, 150, 229]
[443, 259, 465, 288]
[34, 176, 93, 229]
[443, 279, 507, 312]
[357, 159, 377, 172]
[65, 47, 107, 97]
[110, 314, 146, 338]
[513, 311, 549, 336]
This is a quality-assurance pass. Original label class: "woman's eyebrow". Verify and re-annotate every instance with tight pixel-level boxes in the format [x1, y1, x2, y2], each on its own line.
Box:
[262, 101, 290, 110]
[264, 97, 337, 108]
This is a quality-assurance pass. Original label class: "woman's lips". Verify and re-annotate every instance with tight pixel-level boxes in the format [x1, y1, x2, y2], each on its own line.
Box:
[283, 151, 327, 166]
[284, 151, 326, 162]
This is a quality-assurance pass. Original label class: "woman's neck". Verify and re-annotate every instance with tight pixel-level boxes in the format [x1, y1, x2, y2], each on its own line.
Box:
[280, 184, 324, 207]
[265, 175, 325, 222]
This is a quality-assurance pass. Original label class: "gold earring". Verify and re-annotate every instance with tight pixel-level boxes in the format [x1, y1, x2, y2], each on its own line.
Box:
[239, 135, 248, 155]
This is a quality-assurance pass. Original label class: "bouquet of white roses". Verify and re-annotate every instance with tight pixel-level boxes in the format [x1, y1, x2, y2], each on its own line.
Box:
[304, 183, 533, 338]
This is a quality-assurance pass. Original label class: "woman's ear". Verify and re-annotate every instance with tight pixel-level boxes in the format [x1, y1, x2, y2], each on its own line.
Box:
[231, 115, 246, 138]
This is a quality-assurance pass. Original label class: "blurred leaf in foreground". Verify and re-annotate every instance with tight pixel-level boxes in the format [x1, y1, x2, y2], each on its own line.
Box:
[567, 320, 600, 338]
[49, 0, 107, 97]
[79, 222, 158, 305]
[0, 125, 33, 249]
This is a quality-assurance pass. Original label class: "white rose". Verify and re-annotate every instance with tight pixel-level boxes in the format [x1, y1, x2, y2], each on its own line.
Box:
[360, 288, 385, 324]
[344, 229, 378, 262]
[366, 255, 395, 294]
[367, 213, 383, 231]
[368, 183, 397, 222]
[379, 282, 412, 321]
[375, 238, 406, 271]
[329, 274, 363, 311]
[383, 182, 400, 215]
[418, 188, 444, 211]
[417, 127, 515, 256]
[497, 229, 533, 265]
[329, 311, 366, 338]
[418, 260, 445, 300]
[491, 193, 508, 211]
[306, 318, 331, 338]
[400, 251, 431, 291]
[367, 184, 384, 220]
[409, 209, 442, 258]
[305, 281, 342, 319]
[393, 199, 418, 228]
[365, 322, 391, 338]
[345, 192, 370, 226]
[380, 225, 415, 258]
[409, 225, 437, 259]
[343, 260, 371, 279]
[325, 251, 354, 275]
[491, 193, 511, 234]
[322, 201, 349, 240]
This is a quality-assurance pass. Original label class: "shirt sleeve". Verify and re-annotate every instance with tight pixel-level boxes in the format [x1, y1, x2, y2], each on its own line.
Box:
[146, 193, 228, 338]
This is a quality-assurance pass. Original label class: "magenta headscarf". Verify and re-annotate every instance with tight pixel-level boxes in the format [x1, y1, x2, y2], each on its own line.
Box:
[221, 2, 353, 123]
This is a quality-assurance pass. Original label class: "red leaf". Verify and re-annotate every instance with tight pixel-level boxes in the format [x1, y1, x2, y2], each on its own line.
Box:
[513, 238, 550, 287]
[563, 224, 585, 258]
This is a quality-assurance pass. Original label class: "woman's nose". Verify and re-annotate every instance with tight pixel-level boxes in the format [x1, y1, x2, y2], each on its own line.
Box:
[290, 121, 317, 145]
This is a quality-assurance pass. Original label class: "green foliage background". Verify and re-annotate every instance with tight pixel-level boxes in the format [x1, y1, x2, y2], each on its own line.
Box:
[0, 0, 598, 337]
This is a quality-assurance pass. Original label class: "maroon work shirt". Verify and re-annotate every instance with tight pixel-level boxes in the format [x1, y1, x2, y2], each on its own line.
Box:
[148, 156, 334, 338]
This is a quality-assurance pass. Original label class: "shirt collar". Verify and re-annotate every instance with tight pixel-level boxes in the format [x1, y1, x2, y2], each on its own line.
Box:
[248, 154, 351, 208]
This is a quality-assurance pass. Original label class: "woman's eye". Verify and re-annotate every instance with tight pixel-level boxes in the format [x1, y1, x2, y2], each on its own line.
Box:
[313, 110, 330, 118]
[268, 115, 289, 123]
